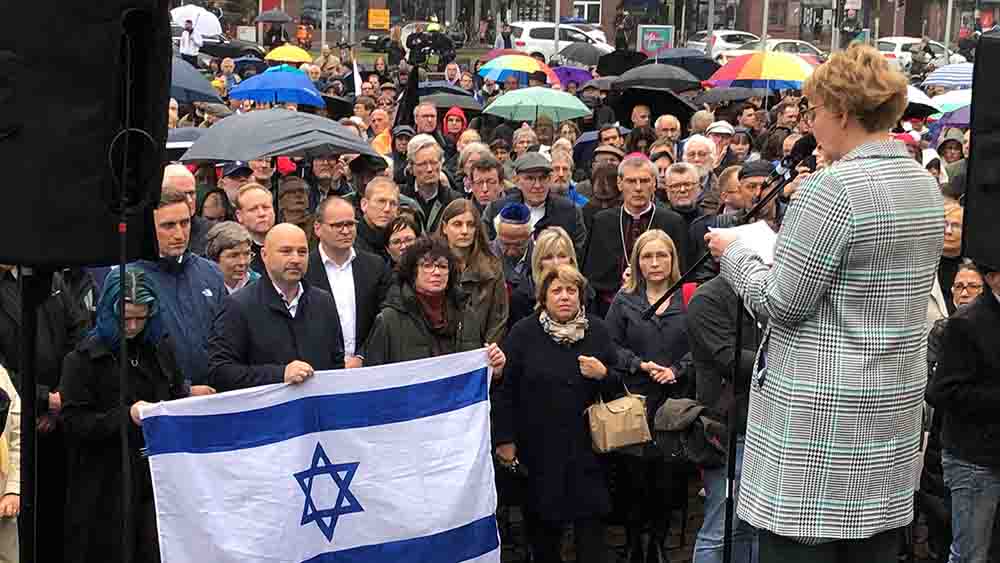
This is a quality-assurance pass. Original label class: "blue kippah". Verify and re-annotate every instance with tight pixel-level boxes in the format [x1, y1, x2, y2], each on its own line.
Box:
[499, 202, 531, 225]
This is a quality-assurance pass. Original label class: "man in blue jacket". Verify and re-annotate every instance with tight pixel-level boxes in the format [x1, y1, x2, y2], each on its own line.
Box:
[137, 189, 226, 385]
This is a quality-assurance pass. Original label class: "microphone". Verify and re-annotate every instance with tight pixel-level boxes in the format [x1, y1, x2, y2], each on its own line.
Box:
[768, 134, 818, 182]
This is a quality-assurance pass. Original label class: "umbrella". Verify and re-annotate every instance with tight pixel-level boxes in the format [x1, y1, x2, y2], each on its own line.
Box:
[692, 86, 769, 106]
[597, 50, 648, 77]
[931, 89, 972, 114]
[923, 63, 974, 89]
[322, 95, 354, 119]
[938, 105, 970, 128]
[479, 55, 561, 87]
[557, 43, 605, 67]
[611, 86, 699, 129]
[417, 81, 472, 97]
[229, 66, 324, 107]
[479, 48, 523, 63]
[552, 66, 593, 88]
[903, 85, 942, 120]
[613, 64, 701, 93]
[233, 56, 268, 77]
[572, 128, 631, 166]
[422, 92, 483, 113]
[581, 76, 617, 91]
[171, 4, 223, 36]
[484, 87, 591, 122]
[171, 56, 222, 104]
[706, 52, 815, 91]
[638, 48, 721, 81]
[166, 127, 205, 161]
[255, 8, 293, 23]
[265, 44, 313, 64]
[180, 108, 378, 162]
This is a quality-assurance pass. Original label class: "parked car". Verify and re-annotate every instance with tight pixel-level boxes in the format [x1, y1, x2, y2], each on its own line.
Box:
[686, 29, 759, 60]
[877, 36, 966, 73]
[171, 24, 266, 60]
[362, 31, 391, 51]
[508, 21, 614, 62]
[569, 23, 609, 45]
[718, 39, 827, 64]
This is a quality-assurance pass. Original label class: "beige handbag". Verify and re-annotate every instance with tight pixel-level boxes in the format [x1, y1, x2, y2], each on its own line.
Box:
[586, 387, 652, 453]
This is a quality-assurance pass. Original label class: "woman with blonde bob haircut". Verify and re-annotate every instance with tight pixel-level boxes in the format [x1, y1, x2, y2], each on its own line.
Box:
[704, 43, 945, 561]
[606, 229, 690, 560]
[509, 226, 595, 325]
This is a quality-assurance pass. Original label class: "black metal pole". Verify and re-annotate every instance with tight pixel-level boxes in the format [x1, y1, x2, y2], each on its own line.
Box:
[18, 267, 53, 563]
[722, 303, 744, 563]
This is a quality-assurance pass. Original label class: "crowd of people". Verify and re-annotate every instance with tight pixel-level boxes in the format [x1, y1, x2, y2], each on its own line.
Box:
[0, 32, 993, 563]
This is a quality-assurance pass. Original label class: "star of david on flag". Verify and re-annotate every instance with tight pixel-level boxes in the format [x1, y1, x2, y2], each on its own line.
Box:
[294, 443, 364, 541]
[140, 349, 500, 563]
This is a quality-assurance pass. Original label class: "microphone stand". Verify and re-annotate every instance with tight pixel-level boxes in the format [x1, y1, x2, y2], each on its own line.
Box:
[641, 163, 803, 320]
[643, 161, 805, 563]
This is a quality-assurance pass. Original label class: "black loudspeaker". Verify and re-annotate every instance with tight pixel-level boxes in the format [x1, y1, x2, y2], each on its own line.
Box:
[963, 34, 1000, 271]
[0, 2, 170, 267]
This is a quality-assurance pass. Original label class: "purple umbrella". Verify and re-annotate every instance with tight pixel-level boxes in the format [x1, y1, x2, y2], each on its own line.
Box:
[553, 66, 593, 89]
[938, 105, 970, 128]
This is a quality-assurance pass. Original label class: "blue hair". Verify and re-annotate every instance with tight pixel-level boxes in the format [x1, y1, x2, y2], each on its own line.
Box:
[91, 265, 165, 351]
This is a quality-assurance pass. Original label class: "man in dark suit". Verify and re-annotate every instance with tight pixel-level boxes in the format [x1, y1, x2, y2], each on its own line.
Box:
[208, 223, 345, 392]
[583, 155, 688, 316]
[308, 197, 391, 369]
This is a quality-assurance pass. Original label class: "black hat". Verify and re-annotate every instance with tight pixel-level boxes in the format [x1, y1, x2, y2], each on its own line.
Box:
[738, 160, 774, 181]
[221, 161, 252, 178]
[528, 70, 547, 84]
[392, 125, 416, 138]
[349, 154, 388, 174]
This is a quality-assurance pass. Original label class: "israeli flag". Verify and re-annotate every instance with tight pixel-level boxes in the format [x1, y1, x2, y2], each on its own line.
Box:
[142, 349, 500, 563]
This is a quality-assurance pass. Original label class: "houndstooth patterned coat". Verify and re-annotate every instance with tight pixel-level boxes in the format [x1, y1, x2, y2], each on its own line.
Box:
[720, 140, 945, 540]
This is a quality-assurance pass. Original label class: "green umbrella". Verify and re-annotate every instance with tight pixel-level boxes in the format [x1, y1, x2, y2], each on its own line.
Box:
[483, 87, 592, 123]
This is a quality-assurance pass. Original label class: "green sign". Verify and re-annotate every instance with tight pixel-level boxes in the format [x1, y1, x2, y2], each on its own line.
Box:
[637, 25, 675, 58]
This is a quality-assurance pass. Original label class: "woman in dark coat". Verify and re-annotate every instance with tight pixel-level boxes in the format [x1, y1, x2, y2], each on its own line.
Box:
[495, 264, 620, 563]
[61, 267, 209, 563]
[605, 229, 692, 562]
[365, 235, 506, 370]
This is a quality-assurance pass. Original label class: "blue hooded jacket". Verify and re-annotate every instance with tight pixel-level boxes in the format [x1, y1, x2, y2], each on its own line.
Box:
[135, 253, 225, 384]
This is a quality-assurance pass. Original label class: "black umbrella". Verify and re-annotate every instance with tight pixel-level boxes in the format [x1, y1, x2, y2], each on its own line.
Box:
[417, 81, 472, 97]
[558, 43, 605, 67]
[171, 56, 222, 104]
[597, 50, 648, 77]
[422, 92, 483, 113]
[255, 9, 292, 23]
[580, 76, 617, 92]
[637, 48, 721, 81]
[611, 86, 699, 130]
[692, 86, 770, 107]
[166, 127, 205, 161]
[180, 108, 378, 162]
[322, 95, 354, 119]
[613, 64, 702, 93]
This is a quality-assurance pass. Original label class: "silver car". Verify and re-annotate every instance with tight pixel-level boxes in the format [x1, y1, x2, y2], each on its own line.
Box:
[686, 29, 760, 61]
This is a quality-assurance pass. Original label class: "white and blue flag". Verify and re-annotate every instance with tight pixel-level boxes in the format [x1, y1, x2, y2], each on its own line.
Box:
[142, 349, 500, 563]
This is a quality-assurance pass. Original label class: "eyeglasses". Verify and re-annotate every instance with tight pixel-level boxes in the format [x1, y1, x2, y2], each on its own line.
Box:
[952, 282, 983, 293]
[520, 175, 549, 186]
[413, 160, 439, 169]
[325, 220, 357, 231]
[418, 260, 450, 272]
[803, 105, 824, 124]
[388, 235, 416, 247]
[667, 181, 699, 192]
[472, 178, 500, 188]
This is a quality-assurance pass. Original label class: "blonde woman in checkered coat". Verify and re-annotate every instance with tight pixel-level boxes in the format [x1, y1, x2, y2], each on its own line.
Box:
[705, 44, 945, 562]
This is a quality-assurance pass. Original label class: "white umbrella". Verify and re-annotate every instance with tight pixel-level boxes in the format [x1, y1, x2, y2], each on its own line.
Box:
[171, 4, 223, 37]
[922, 62, 974, 89]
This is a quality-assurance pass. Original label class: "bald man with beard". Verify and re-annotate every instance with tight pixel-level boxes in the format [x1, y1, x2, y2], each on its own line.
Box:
[208, 223, 345, 391]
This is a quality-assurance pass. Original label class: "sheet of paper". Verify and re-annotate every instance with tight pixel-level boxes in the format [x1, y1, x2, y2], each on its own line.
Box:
[710, 221, 779, 265]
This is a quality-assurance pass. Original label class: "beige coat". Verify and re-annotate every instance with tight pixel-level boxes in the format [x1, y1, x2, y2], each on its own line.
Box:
[0, 365, 20, 562]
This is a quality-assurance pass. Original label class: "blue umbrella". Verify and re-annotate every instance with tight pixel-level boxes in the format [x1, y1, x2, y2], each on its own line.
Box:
[171, 56, 222, 104]
[572, 127, 631, 166]
[229, 66, 324, 107]
[923, 63, 974, 89]
[232, 56, 268, 77]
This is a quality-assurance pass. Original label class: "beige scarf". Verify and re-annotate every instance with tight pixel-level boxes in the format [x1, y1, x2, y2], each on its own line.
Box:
[539, 307, 589, 345]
